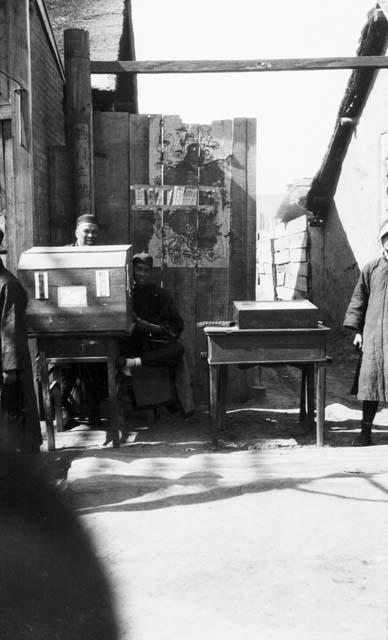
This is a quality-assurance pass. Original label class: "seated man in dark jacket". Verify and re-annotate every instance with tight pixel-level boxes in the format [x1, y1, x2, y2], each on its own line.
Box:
[118, 252, 194, 424]
[119, 252, 184, 371]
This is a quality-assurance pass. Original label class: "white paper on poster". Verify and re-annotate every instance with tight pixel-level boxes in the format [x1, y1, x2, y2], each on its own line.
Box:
[95, 270, 110, 297]
[57, 286, 87, 307]
[34, 272, 48, 299]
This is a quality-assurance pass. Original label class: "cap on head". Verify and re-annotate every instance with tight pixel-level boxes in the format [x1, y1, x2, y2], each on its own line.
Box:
[379, 219, 388, 241]
[75, 214, 98, 227]
[133, 252, 153, 269]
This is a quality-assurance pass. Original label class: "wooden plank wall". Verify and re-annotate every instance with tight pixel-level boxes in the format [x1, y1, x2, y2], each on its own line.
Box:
[126, 114, 256, 400]
[93, 112, 130, 243]
[0, 122, 6, 231]
[49, 146, 71, 245]
[51, 113, 256, 401]
[0, 1, 9, 104]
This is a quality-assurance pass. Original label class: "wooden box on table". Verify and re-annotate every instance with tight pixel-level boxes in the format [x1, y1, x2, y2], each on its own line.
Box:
[17, 245, 133, 335]
[233, 300, 320, 330]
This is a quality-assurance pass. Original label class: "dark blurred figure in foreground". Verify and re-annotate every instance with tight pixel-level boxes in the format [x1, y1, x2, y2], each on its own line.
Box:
[0, 229, 41, 453]
[0, 450, 119, 639]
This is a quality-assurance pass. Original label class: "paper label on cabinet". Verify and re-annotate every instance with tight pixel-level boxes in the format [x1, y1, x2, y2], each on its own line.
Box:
[95, 270, 110, 297]
[34, 272, 49, 299]
[58, 286, 87, 307]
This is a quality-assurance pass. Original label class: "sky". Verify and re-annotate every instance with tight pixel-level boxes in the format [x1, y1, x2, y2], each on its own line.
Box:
[128, 0, 378, 212]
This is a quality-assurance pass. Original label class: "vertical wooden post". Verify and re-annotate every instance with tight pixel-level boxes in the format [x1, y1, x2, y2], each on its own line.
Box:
[5, 0, 34, 272]
[246, 118, 257, 299]
[64, 29, 94, 223]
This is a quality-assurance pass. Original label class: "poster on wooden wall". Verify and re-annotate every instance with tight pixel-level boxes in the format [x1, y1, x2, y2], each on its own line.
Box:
[130, 115, 231, 269]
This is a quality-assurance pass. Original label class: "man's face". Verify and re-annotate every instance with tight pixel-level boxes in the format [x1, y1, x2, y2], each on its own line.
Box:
[133, 263, 152, 286]
[75, 223, 98, 246]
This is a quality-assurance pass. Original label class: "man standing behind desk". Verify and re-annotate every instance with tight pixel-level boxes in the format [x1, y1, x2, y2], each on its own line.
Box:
[60, 214, 105, 427]
[0, 230, 41, 453]
[118, 252, 194, 421]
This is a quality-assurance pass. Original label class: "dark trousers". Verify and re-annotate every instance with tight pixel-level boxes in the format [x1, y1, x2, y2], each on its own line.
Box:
[120, 329, 184, 368]
[362, 400, 378, 425]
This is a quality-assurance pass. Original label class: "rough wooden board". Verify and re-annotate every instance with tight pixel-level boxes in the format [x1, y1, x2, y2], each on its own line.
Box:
[49, 145, 71, 245]
[161, 117, 199, 395]
[246, 118, 256, 299]
[93, 112, 129, 243]
[195, 267, 229, 398]
[2, 119, 13, 260]
[163, 267, 198, 396]
[91, 56, 388, 75]
[198, 119, 231, 269]
[64, 30, 94, 221]
[148, 114, 162, 185]
[230, 118, 248, 309]
[6, 1, 35, 266]
[129, 115, 162, 273]
[0, 1, 9, 104]
[129, 114, 150, 184]
[0, 122, 6, 217]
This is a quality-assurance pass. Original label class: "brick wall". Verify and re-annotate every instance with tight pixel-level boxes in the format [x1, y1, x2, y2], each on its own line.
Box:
[29, 0, 65, 245]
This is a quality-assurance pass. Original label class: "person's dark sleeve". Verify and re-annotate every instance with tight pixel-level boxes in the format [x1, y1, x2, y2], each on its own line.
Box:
[343, 264, 371, 333]
[0, 280, 27, 371]
[159, 289, 184, 338]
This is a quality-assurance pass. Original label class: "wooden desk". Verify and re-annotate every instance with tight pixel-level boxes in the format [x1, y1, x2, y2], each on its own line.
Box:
[35, 333, 121, 451]
[204, 325, 331, 447]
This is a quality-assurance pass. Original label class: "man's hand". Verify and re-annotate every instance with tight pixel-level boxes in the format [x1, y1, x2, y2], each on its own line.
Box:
[134, 314, 162, 335]
[3, 370, 17, 385]
[353, 333, 363, 351]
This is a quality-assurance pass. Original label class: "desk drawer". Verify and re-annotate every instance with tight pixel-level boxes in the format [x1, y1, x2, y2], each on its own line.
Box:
[38, 337, 111, 359]
[207, 331, 326, 364]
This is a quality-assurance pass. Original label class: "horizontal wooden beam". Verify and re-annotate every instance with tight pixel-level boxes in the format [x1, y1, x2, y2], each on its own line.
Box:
[91, 56, 388, 75]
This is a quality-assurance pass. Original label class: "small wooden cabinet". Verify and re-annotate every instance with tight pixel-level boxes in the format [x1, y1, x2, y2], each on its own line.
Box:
[17, 245, 133, 334]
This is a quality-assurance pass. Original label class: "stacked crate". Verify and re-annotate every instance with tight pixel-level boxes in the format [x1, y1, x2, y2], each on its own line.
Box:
[256, 230, 275, 300]
[272, 215, 310, 301]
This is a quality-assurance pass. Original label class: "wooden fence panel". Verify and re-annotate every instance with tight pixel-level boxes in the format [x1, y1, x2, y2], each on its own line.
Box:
[48, 145, 71, 245]
[0, 1, 9, 104]
[93, 112, 129, 244]
[162, 115, 199, 380]
[125, 113, 256, 401]
[129, 114, 162, 284]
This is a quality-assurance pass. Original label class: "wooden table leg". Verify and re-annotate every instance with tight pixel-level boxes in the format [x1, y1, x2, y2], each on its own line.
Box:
[316, 364, 326, 447]
[106, 338, 120, 448]
[209, 364, 220, 448]
[50, 367, 63, 432]
[306, 363, 315, 434]
[299, 365, 307, 424]
[217, 365, 228, 432]
[39, 350, 56, 451]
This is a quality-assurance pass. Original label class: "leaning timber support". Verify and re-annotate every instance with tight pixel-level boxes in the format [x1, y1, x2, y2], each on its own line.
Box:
[64, 29, 94, 222]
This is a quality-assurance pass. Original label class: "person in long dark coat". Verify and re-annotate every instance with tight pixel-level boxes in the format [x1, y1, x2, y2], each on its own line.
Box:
[343, 218, 388, 446]
[0, 231, 41, 453]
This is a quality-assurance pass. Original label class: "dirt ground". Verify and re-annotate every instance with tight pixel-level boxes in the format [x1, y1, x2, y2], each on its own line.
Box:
[37, 347, 388, 640]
